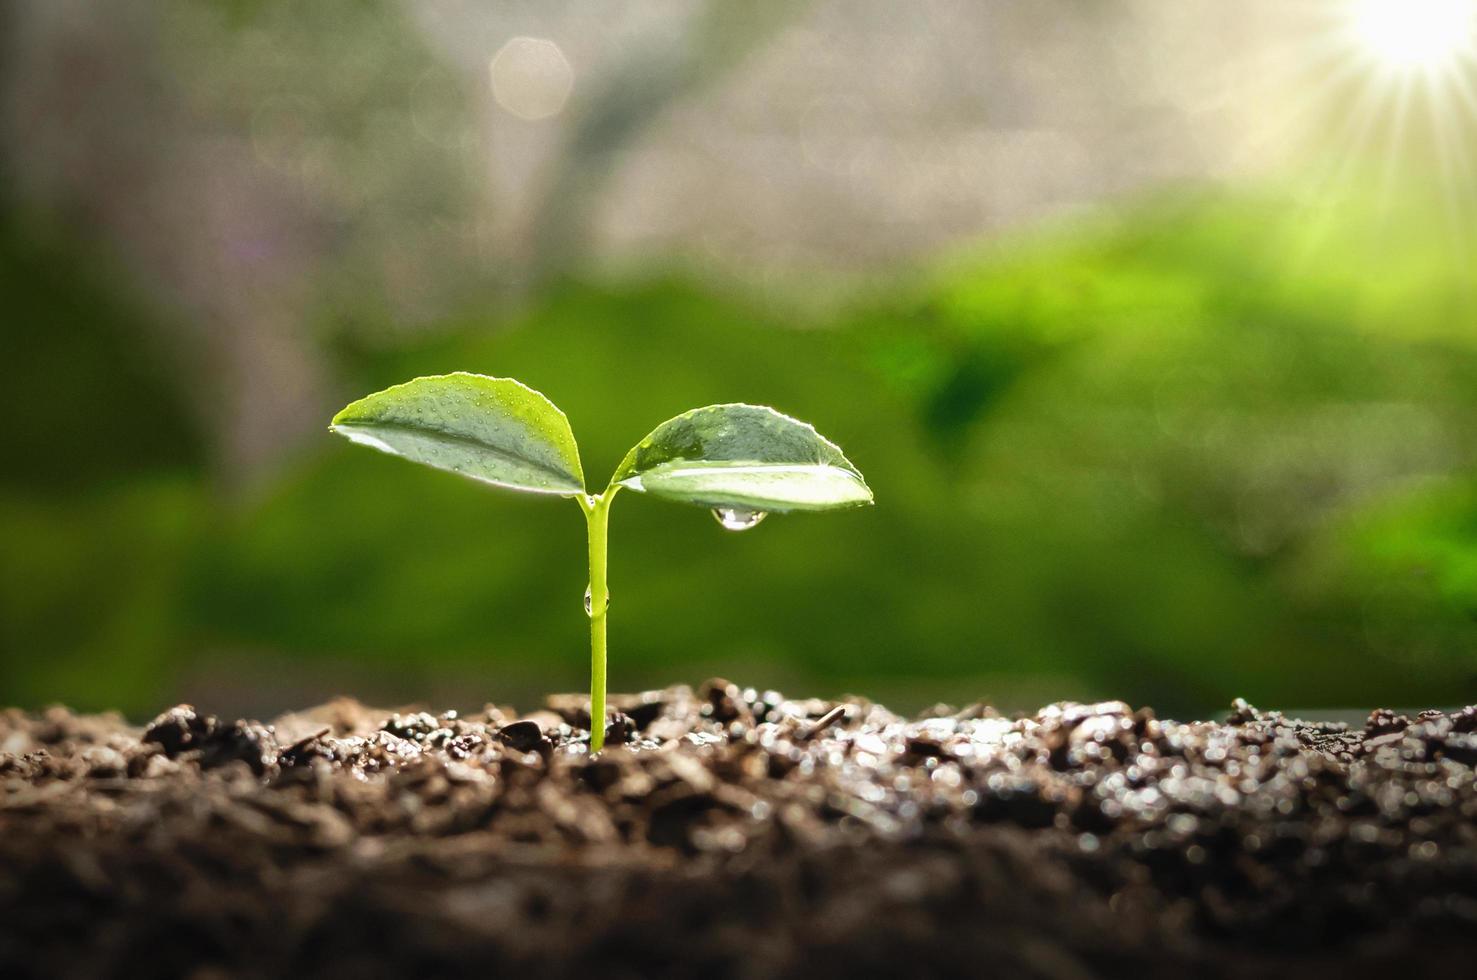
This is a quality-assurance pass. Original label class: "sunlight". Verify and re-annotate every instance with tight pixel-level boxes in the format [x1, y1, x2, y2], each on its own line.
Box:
[1351, 0, 1476, 72]
[1229, 0, 1477, 254]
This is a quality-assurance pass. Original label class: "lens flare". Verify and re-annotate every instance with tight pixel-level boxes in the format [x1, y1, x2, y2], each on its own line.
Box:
[1351, 0, 1476, 71]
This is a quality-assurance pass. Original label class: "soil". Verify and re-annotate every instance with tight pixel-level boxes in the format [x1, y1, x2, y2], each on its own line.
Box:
[2, 683, 1476, 979]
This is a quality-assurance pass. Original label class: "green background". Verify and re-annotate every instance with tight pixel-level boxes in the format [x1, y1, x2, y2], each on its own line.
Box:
[6, 186, 1476, 720]
[3, 2, 1476, 720]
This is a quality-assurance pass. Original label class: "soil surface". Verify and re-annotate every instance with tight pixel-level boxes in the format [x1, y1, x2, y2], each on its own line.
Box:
[3, 683, 1477, 979]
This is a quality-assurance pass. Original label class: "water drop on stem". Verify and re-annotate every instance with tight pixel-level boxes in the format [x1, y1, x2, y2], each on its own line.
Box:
[583, 585, 608, 616]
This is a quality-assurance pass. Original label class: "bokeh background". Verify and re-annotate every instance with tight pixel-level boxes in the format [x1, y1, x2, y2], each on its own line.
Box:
[4, 0, 1477, 720]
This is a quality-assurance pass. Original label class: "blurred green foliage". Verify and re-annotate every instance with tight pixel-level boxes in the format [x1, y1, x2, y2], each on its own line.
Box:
[4, 184, 1477, 718]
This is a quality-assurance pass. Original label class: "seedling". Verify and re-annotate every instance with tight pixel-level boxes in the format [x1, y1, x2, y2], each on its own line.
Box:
[330, 373, 873, 750]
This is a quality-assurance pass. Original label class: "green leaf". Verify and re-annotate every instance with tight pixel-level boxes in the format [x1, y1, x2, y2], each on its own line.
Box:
[330, 373, 585, 495]
[612, 403, 872, 512]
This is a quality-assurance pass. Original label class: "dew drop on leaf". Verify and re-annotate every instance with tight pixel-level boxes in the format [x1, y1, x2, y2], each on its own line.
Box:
[711, 507, 768, 531]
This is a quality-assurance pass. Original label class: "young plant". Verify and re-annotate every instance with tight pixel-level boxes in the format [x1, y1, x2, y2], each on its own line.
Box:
[330, 373, 873, 751]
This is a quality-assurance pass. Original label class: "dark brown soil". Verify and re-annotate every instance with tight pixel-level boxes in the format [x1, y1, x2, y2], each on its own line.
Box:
[3, 682, 1477, 979]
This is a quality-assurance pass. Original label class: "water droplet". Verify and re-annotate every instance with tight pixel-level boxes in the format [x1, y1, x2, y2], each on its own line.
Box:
[711, 507, 768, 531]
[583, 586, 609, 616]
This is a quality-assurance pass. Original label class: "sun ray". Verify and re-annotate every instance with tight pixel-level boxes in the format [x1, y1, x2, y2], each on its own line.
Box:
[1377, 71, 1417, 217]
[1229, 0, 1477, 277]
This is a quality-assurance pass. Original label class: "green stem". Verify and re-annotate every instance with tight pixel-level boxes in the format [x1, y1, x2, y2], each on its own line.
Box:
[582, 490, 614, 751]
